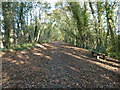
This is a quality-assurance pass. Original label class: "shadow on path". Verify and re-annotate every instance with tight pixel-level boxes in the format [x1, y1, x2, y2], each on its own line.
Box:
[2, 41, 120, 88]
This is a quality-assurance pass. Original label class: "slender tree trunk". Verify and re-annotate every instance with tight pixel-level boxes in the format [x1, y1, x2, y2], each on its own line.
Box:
[97, 2, 103, 46]
[0, 11, 3, 48]
[34, 16, 38, 42]
[0, 31, 3, 48]
[89, 2, 99, 47]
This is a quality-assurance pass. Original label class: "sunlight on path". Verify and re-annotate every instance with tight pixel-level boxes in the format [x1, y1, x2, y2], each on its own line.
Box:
[2, 41, 120, 88]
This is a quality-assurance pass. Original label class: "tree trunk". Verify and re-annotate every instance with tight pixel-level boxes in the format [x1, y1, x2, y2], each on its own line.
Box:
[89, 2, 99, 47]
[97, 2, 103, 46]
[2, 2, 14, 48]
[105, 1, 116, 51]
[68, 2, 84, 48]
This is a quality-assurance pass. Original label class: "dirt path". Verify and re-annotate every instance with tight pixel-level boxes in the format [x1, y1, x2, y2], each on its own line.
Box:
[2, 41, 120, 88]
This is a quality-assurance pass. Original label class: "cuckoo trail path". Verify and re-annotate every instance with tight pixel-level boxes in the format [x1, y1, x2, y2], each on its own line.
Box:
[2, 41, 120, 88]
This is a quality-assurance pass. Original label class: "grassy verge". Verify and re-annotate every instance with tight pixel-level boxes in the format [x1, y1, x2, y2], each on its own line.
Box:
[0, 43, 37, 52]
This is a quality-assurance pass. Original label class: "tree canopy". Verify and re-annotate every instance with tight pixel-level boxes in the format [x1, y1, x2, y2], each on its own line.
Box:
[0, 1, 119, 59]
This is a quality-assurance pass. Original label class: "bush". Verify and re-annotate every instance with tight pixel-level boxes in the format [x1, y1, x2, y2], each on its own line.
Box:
[1, 43, 36, 52]
[108, 52, 120, 60]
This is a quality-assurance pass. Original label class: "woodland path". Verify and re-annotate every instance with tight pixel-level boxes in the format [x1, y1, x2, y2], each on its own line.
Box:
[2, 41, 120, 88]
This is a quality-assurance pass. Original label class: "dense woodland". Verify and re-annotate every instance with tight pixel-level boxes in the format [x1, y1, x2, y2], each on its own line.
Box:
[0, 1, 120, 59]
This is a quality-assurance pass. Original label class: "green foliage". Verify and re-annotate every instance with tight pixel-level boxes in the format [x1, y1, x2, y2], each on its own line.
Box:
[41, 40, 48, 43]
[1, 43, 36, 52]
[0, 48, 7, 52]
[108, 52, 120, 60]
[1, 1, 119, 60]
[12, 43, 35, 51]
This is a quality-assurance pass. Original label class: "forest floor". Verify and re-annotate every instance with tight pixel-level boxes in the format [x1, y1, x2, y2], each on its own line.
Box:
[1, 41, 120, 88]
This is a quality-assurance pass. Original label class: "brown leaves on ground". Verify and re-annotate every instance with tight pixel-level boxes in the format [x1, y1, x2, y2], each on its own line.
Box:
[2, 41, 120, 88]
